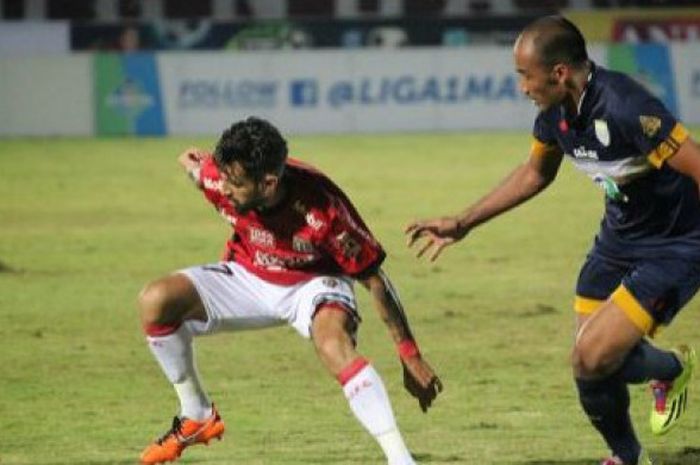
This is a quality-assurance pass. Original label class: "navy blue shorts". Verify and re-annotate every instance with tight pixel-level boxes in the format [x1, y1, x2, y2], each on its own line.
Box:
[575, 247, 700, 334]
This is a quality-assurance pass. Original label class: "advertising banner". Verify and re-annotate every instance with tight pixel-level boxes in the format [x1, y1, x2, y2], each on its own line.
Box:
[94, 53, 166, 135]
[607, 43, 678, 117]
[158, 47, 541, 135]
[613, 18, 700, 43]
[670, 43, 700, 125]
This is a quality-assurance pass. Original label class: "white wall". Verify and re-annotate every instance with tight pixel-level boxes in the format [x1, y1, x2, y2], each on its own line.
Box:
[0, 22, 69, 57]
[0, 55, 92, 136]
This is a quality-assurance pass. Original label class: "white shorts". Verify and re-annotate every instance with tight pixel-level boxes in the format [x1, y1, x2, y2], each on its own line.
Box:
[179, 261, 359, 339]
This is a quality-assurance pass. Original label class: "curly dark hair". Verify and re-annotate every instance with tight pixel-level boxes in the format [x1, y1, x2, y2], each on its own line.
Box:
[523, 15, 588, 69]
[214, 117, 288, 180]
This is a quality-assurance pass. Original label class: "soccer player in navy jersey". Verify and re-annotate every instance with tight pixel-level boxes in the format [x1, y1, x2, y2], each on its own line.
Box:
[406, 15, 700, 465]
[138, 117, 442, 465]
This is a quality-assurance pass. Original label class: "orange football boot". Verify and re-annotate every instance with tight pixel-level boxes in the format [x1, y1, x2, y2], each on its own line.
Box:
[140, 406, 225, 464]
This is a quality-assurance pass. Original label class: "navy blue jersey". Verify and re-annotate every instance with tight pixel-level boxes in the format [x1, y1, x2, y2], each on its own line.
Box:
[531, 63, 699, 259]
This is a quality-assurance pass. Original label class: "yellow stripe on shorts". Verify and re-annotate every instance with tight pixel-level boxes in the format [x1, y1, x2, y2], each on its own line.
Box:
[574, 296, 604, 314]
[610, 285, 654, 335]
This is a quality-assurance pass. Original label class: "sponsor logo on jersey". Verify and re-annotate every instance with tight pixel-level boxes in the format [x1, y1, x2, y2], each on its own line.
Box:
[640, 115, 661, 138]
[249, 227, 275, 248]
[253, 250, 315, 270]
[203, 177, 224, 192]
[594, 119, 610, 147]
[292, 235, 315, 253]
[322, 277, 339, 288]
[573, 146, 599, 160]
[306, 212, 325, 231]
[336, 231, 362, 259]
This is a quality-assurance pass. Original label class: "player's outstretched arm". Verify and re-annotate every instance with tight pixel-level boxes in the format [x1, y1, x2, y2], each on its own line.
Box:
[177, 147, 210, 188]
[405, 150, 562, 262]
[360, 269, 443, 412]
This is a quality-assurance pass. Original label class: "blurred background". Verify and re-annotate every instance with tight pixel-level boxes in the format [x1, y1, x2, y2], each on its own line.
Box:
[0, 0, 699, 136]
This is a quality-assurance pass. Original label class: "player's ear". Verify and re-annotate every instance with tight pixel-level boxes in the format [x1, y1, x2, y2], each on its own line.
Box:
[551, 63, 568, 83]
[260, 172, 280, 196]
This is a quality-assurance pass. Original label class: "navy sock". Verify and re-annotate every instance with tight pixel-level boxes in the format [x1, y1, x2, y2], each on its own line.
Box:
[618, 339, 682, 384]
[575, 376, 640, 464]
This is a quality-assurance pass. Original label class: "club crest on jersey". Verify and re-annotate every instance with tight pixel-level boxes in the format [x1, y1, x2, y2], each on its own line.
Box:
[336, 231, 361, 259]
[640, 115, 661, 138]
[594, 119, 610, 147]
[292, 235, 315, 253]
[249, 227, 275, 248]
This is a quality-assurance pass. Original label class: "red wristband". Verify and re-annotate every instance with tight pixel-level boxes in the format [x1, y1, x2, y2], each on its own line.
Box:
[397, 339, 420, 359]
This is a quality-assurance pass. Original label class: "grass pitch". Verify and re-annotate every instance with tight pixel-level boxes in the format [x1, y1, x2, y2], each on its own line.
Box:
[1, 130, 699, 465]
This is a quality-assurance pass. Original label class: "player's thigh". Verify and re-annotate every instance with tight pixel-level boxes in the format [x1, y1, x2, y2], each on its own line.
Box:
[574, 299, 645, 377]
[139, 272, 206, 326]
[291, 276, 359, 340]
[179, 262, 286, 336]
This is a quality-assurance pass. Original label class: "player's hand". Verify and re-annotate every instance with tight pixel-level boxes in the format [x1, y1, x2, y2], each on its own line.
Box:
[401, 355, 443, 413]
[404, 216, 468, 262]
[178, 146, 209, 171]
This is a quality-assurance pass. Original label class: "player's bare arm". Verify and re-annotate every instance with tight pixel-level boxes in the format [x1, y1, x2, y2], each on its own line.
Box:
[178, 147, 209, 187]
[667, 137, 700, 193]
[405, 147, 563, 261]
[360, 269, 443, 412]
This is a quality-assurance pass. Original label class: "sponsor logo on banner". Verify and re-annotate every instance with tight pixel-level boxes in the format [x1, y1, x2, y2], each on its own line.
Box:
[94, 53, 166, 135]
[613, 19, 700, 43]
[178, 79, 277, 109]
[290, 80, 318, 107]
[289, 74, 523, 109]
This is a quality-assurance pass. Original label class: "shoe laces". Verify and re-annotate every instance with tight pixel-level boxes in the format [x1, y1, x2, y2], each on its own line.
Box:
[650, 380, 672, 413]
[156, 416, 183, 445]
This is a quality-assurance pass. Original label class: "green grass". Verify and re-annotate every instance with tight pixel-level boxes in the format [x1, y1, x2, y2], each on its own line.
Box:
[1, 131, 699, 465]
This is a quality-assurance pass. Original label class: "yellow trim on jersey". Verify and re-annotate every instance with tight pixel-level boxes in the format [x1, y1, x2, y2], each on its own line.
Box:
[530, 137, 559, 158]
[647, 123, 690, 168]
[610, 285, 654, 335]
[574, 296, 605, 315]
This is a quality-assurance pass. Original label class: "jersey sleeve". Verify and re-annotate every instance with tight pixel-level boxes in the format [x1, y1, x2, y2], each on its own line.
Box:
[530, 111, 560, 158]
[618, 91, 690, 168]
[198, 157, 226, 207]
[321, 194, 386, 279]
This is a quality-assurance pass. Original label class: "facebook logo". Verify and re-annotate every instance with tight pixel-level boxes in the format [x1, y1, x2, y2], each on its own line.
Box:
[290, 80, 318, 107]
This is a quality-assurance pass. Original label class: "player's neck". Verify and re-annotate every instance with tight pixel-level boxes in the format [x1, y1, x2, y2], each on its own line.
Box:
[564, 61, 592, 117]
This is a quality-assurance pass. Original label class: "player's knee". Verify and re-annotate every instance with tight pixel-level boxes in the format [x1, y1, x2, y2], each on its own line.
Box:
[138, 279, 178, 328]
[571, 343, 616, 379]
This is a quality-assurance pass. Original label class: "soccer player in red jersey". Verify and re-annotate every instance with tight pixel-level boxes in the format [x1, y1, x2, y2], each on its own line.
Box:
[138, 117, 442, 465]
